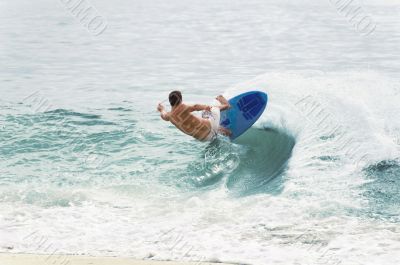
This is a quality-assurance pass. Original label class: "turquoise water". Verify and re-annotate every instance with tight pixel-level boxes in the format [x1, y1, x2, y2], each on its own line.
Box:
[1, 0, 400, 264]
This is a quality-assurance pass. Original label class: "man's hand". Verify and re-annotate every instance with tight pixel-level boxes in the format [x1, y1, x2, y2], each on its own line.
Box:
[205, 105, 212, 112]
[157, 103, 164, 112]
[158, 103, 170, 121]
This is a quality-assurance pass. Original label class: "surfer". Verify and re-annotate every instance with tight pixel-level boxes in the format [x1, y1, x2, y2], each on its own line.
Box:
[157, 90, 231, 141]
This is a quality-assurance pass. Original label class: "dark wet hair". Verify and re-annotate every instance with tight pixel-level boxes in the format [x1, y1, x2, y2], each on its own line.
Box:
[169, 90, 182, 106]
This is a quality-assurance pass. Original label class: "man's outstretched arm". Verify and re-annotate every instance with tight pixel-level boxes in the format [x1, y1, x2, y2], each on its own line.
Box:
[189, 104, 211, 112]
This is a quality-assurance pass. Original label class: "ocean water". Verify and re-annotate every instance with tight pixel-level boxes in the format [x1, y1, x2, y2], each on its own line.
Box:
[1, 0, 400, 264]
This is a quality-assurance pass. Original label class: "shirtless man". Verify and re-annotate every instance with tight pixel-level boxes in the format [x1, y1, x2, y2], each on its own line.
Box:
[157, 90, 231, 141]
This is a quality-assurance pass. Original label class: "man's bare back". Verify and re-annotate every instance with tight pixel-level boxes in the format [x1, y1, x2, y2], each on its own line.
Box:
[157, 91, 231, 141]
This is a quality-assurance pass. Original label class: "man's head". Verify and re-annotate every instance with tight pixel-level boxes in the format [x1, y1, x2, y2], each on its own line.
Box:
[169, 90, 182, 107]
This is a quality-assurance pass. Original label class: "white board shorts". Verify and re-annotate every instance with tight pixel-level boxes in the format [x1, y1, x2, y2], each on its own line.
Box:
[202, 107, 220, 141]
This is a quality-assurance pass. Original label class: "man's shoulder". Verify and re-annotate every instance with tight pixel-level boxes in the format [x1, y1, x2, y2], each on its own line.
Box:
[174, 103, 191, 112]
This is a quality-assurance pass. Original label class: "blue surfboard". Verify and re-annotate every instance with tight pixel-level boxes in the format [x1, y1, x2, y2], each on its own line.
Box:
[220, 91, 268, 140]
